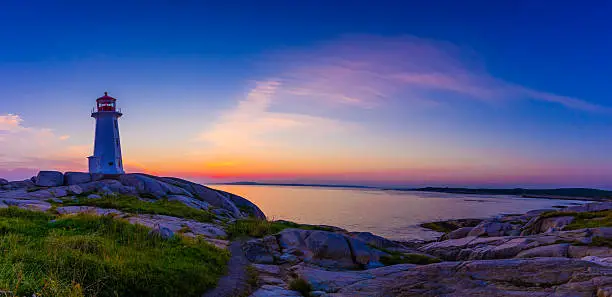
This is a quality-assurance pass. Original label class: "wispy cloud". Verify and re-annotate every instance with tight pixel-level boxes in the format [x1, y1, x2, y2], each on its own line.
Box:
[197, 80, 353, 151]
[0, 114, 84, 180]
[264, 35, 607, 112]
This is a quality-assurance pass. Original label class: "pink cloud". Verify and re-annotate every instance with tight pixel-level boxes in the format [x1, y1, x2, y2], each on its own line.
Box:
[263, 35, 607, 112]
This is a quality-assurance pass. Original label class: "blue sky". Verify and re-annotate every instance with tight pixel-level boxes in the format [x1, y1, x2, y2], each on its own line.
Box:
[1, 1, 611, 188]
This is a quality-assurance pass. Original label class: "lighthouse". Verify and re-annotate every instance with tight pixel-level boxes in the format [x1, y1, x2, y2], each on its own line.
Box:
[88, 92, 125, 174]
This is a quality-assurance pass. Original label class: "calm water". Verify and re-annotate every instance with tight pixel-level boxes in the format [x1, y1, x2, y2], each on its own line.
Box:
[211, 185, 586, 241]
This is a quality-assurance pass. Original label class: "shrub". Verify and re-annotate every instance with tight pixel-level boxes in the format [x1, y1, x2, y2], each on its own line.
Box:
[288, 278, 311, 296]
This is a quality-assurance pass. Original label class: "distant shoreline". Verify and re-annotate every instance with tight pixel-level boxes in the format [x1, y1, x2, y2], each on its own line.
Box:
[212, 182, 612, 201]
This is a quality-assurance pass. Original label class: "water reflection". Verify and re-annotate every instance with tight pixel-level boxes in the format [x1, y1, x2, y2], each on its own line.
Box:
[211, 185, 586, 241]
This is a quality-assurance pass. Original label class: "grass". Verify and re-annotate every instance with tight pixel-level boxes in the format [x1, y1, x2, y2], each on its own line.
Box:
[379, 250, 441, 266]
[589, 236, 612, 248]
[0, 207, 229, 297]
[245, 265, 259, 289]
[419, 222, 457, 233]
[539, 210, 612, 230]
[226, 218, 335, 239]
[63, 194, 214, 223]
[288, 278, 311, 296]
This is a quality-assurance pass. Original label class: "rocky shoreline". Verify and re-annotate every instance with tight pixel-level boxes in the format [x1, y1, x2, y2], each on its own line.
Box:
[2, 172, 612, 296]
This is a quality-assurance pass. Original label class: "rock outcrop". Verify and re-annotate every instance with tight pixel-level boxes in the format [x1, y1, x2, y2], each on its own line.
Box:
[35, 171, 64, 187]
[0, 172, 265, 220]
[243, 228, 388, 270]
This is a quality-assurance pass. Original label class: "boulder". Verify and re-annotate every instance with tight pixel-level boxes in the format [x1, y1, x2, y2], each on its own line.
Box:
[67, 185, 83, 195]
[64, 172, 92, 185]
[521, 215, 575, 235]
[160, 177, 243, 217]
[49, 187, 68, 198]
[148, 225, 174, 240]
[304, 230, 355, 268]
[0, 178, 8, 186]
[87, 194, 102, 199]
[1, 199, 52, 212]
[442, 227, 473, 240]
[346, 237, 382, 268]
[35, 171, 64, 187]
[515, 243, 570, 258]
[167, 195, 211, 210]
[244, 239, 275, 264]
[27, 189, 55, 200]
[468, 220, 513, 237]
[348, 232, 405, 251]
[119, 174, 193, 198]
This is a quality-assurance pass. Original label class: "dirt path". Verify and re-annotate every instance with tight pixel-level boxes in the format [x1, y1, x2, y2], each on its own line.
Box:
[203, 240, 251, 297]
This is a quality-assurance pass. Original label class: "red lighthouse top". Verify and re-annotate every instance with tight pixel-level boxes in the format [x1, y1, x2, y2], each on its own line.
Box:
[96, 92, 117, 112]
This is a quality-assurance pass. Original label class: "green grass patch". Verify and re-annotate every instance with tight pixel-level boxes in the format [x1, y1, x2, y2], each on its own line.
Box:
[288, 278, 311, 296]
[64, 194, 214, 222]
[419, 222, 456, 233]
[379, 252, 441, 266]
[0, 207, 229, 297]
[589, 236, 612, 248]
[539, 210, 612, 230]
[227, 219, 334, 239]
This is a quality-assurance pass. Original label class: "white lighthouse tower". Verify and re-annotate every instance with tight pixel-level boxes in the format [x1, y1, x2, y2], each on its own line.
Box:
[88, 92, 125, 174]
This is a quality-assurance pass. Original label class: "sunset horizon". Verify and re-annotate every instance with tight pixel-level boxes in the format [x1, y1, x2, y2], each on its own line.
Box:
[2, 1, 611, 189]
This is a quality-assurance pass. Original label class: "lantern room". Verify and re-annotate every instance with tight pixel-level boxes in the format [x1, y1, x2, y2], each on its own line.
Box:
[96, 92, 117, 112]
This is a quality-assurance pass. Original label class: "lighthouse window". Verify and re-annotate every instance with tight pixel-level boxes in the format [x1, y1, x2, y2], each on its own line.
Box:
[108, 162, 114, 166]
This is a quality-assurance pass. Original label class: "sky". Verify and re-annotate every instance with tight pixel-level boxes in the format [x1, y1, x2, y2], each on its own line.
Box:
[1, 1, 612, 188]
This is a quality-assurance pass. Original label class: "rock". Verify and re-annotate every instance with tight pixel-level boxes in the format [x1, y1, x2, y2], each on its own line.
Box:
[49, 187, 68, 198]
[1, 199, 52, 212]
[0, 178, 8, 186]
[304, 230, 355, 269]
[161, 177, 243, 217]
[460, 238, 540, 260]
[87, 194, 102, 199]
[568, 245, 612, 258]
[64, 172, 92, 185]
[148, 225, 174, 240]
[67, 185, 83, 195]
[252, 264, 281, 275]
[35, 171, 64, 187]
[244, 239, 275, 264]
[348, 232, 405, 251]
[562, 202, 612, 213]
[521, 215, 575, 235]
[27, 189, 55, 200]
[249, 285, 302, 297]
[55, 206, 123, 216]
[328, 258, 612, 296]
[581, 256, 612, 267]
[167, 195, 211, 210]
[7, 180, 34, 189]
[515, 243, 570, 258]
[0, 201, 7, 208]
[119, 174, 193, 198]
[468, 220, 513, 237]
[442, 227, 473, 240]
[292, 263, 417, 293]
[126, 214, 227, 239]
[346, 237, 382, 268]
